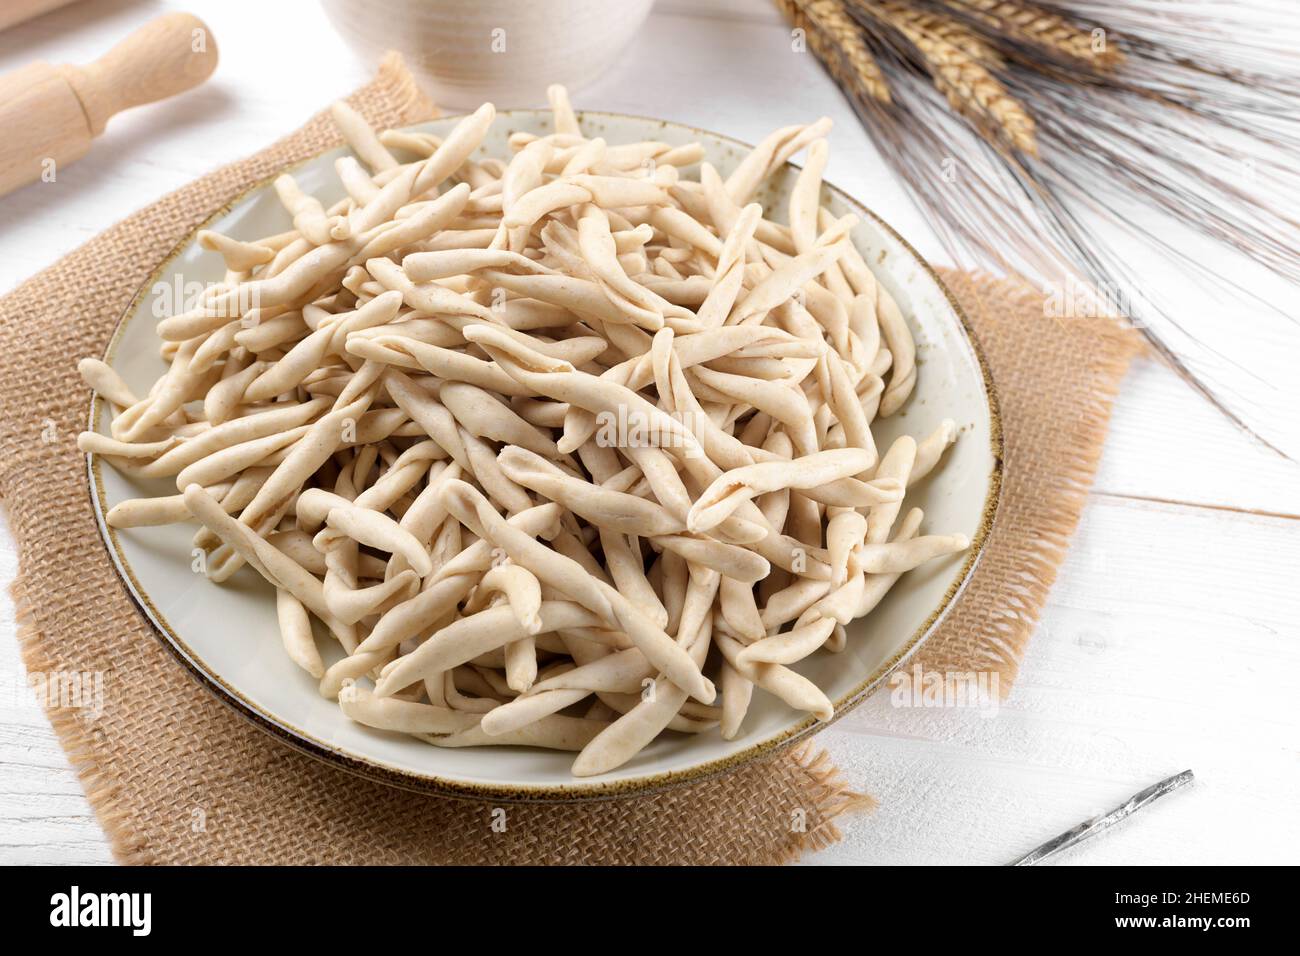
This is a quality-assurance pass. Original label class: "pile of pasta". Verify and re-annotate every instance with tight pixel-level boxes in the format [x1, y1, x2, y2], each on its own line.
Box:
[78, 86, 967, 776]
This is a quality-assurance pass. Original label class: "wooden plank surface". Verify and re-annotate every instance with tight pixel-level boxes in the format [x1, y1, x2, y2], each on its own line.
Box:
[0, 0, 1296, 866]
[812, 495, 1300, 865]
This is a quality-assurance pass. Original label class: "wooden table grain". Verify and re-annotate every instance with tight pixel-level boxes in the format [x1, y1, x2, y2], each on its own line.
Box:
[0, 0, 1295, 866]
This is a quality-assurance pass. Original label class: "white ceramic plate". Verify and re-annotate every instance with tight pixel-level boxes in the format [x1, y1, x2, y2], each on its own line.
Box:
[88, 110, 1001, 800]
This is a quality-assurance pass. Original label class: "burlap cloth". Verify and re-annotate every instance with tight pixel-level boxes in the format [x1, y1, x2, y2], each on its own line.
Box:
[0, 56, 1143, 865]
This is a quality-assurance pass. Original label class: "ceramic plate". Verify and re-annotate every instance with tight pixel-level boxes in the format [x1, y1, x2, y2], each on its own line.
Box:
[88, 109, 1002, 800]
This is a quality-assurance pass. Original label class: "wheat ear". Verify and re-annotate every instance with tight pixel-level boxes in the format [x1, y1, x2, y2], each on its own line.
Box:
[859, 0, 1039, 156]
[943, 0, 1124, 69]
[776, 0, 893, 105]
[876, 1, 1003, 65]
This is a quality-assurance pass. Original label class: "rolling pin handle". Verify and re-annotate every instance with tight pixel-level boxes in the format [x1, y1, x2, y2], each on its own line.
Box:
[59, 12, 218, 136]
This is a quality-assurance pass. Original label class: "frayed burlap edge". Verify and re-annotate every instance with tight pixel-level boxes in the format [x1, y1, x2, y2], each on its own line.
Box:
[10, 575, 154, 864]
[777, 746, 879, 862]
[914, 270, 1146, 693]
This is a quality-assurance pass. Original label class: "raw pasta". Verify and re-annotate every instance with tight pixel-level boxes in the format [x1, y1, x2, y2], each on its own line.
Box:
[79, 86, 969, 777]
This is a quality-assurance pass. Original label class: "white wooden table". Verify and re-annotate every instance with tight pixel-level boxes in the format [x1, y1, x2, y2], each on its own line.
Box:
[1, 0, 1296, 866]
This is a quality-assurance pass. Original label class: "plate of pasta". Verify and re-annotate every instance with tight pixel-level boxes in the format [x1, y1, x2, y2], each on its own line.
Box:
[81, 87, 1001, 798]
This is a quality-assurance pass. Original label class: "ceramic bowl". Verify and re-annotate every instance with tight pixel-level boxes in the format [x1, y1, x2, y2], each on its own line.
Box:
[319, 0, 654, 109]
[88, 109, 1002, 800]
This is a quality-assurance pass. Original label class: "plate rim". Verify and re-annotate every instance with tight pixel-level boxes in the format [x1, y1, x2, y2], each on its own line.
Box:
[87, 107, 1004, 802]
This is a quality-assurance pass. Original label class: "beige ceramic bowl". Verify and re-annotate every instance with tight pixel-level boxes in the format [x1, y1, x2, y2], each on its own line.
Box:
[320, 0, 655, 108]
[88, 109, 1002, 801]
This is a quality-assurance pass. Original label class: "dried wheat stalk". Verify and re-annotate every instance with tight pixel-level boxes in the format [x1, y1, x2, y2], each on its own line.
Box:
[772, 0, 1300, 456]
[878, 0, 1003, 65]
[855, 0, 1039, 155]
[943, 0, 1122, 69]
[777, 0, 893, 104]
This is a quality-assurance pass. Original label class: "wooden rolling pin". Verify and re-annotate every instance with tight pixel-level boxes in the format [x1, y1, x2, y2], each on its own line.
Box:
[0, 12, 218, 197]
[0, 0, 84, 33]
